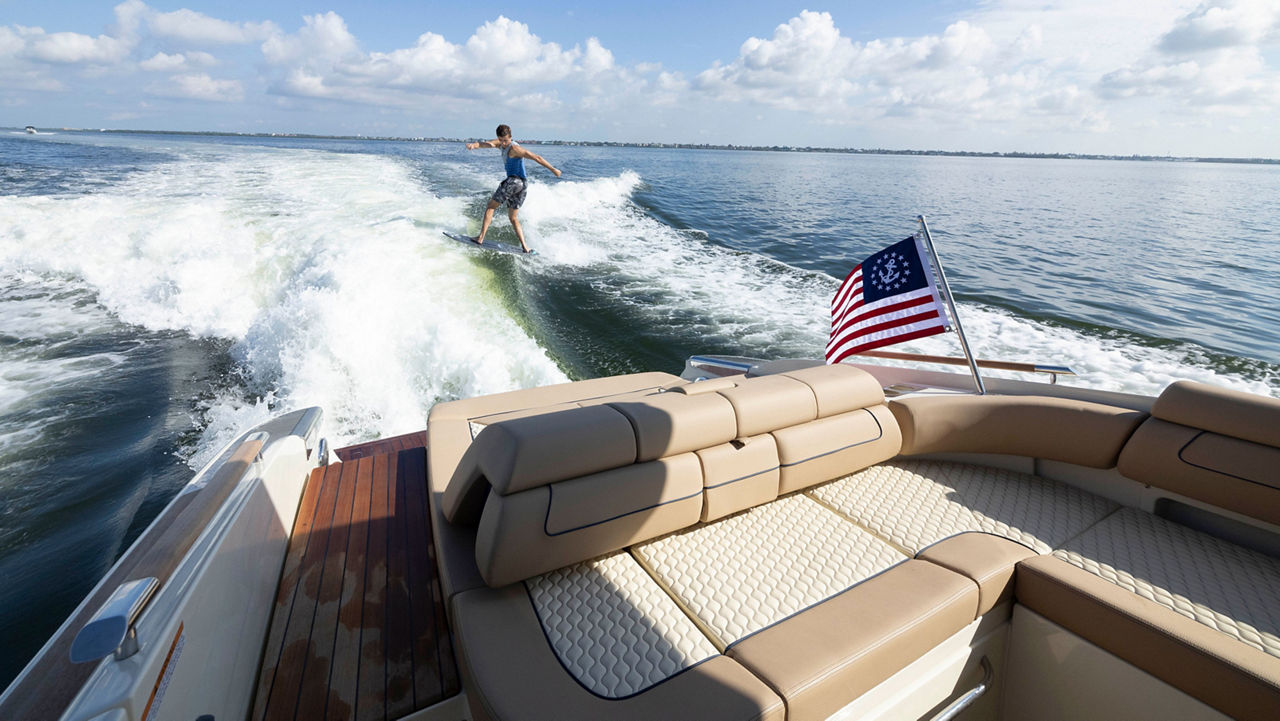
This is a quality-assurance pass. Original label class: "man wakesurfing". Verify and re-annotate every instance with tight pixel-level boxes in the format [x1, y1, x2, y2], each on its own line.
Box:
[464, 124, 561, 253]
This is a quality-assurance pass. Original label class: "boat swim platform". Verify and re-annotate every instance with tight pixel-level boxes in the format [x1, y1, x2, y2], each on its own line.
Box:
[252, 435, 460, 721]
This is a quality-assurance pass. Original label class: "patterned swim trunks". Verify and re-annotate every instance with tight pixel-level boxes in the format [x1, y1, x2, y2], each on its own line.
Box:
[491, 176, 527, 209]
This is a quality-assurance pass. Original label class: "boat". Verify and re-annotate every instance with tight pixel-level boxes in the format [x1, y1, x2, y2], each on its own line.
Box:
[1, 351, 1277, 721]
[25, 126, 36, 134]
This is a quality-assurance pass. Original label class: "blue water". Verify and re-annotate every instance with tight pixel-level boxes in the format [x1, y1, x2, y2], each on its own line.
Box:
[0, 130, 1277, 686]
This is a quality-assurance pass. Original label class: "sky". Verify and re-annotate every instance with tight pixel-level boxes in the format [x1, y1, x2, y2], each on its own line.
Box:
[2, 1, 1279, 157]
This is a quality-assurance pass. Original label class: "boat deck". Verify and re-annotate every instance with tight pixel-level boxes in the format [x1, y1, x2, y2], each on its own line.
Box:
[251, 435, 458, 721]
[335, 431, 429, 462]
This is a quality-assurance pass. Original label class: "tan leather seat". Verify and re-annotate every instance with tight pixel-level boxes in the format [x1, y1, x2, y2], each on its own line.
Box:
[917, 532, 1037, 617]
[426, 372, 685, 603]
[432, 365, 1010, 719]
[1016, 508, 1280, 721]
[809, 459, 1118, 555]
[1118, 380, 1280, 526]
[451, 552, 786, 721]
[728, 560, 978, 721]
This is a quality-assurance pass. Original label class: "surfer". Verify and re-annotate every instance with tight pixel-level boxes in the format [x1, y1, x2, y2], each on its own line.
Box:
[464, 125, 561, 253]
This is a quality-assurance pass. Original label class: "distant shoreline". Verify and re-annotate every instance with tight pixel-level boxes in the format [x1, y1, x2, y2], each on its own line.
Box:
[14, 127, 1279, 165]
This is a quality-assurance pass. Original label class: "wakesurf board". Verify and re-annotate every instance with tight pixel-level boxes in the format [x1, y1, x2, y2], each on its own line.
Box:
[441, 231, 534, 255]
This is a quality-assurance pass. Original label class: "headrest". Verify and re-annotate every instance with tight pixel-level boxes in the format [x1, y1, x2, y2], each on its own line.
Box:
[780, 364, 885, 417]
[608, 392, 738, 462]
[716, 374, 818, 437]
[468, 404, 638, 495]
[1153, 381, 1280, 449]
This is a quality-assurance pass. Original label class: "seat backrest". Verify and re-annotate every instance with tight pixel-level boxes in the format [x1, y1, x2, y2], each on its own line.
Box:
[1118, 381, 1280, 526]
[889, 394, 1147, 468]
[446, 363, 904, 587]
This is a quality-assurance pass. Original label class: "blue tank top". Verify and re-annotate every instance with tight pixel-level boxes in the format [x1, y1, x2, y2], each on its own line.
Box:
[503, 143, 526, 179]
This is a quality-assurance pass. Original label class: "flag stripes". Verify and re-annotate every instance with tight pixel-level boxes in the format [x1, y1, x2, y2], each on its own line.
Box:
[826, 237, 951, 365]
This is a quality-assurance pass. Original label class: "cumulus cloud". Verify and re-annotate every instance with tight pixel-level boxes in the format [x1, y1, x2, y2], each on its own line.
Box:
[1158, 0, 1280, 53]
[17, 26, 133, 64]
[139, 50, 215, 72]
[259, 13, 645, 113]
[691, 11, 1104, 131]
[147, 72, 242, 101]
[1098, 1, 1279, 110]
[148, 8, 276, 46]
[261, 11, 359, 66]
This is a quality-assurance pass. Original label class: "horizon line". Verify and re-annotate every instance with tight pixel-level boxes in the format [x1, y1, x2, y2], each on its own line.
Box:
[11, 126, 1279, 165]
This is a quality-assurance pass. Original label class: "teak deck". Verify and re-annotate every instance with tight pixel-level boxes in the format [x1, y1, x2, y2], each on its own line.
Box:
[336, 431, 429, 462]
[252, 439, 459, 721]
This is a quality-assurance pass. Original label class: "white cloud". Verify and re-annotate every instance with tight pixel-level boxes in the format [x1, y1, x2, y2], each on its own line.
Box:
[147, 72, 243, 102]
[140, 51, 218, 72]
[1158, 0, 1280, 53]
[0, 26, 22, 57]
[262, 11, 359, 65]
[20, 26, 133, 64]
[140, 52, 185, 71]
[148, 8, 276, 46]
[691, 10, 1104, 131]
[1097, 1, 1279, 110]
[260, 14, 640, 113]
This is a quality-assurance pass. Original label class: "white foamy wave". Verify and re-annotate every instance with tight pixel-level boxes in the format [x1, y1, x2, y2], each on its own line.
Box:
[0, 275, 130, 457]
[881, 306, 1278, 398]
[511, 171, 827, 352]
[0, 145, 569, 468]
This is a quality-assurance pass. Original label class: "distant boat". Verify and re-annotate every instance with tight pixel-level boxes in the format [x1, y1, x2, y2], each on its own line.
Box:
[24, 126, 35, 134]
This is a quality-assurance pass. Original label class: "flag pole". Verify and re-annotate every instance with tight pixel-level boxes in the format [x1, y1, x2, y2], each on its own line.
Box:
[918, 215, 986, 395]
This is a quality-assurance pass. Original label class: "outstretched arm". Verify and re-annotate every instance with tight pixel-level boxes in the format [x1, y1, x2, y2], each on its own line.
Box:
[464, 138, 502, 150]
[512, 145, 562, 177]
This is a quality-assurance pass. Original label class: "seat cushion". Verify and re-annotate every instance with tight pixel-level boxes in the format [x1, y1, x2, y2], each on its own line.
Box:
[1017, 508, 1280, 721]
[779, 363, 886, 417]
[1053, 508, 1280, 658]
[727, 560, 978, 721]
[916, 532, 1037, 616]
[809, 460, 1117, 554]
[451, 556, 785, 721]
[772, 406, 900, 494]
[474, 453, 704, 588]
[633, 493, 907, 647]
[717, 374, 818, 438]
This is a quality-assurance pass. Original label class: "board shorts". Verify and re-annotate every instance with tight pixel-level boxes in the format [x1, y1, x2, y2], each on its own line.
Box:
[491, 176, 527, 209]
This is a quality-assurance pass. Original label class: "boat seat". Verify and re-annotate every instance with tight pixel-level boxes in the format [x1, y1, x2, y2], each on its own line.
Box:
[443, 364, 975, 719]
[1117, 379, 1280, 526]
[426, 372, 685, 602]
[1017, 507, 1280, 721]
[453, 492, 991, 721]
[450, 551, 786, 721]
[889, 393, 1147, 468]
[632, 493, 987, 721]
[808, 459, 1119, 554]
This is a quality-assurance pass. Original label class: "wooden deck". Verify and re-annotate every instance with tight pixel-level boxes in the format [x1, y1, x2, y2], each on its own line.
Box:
[336, 431, 429, 462]
[251, 439, 459, 721]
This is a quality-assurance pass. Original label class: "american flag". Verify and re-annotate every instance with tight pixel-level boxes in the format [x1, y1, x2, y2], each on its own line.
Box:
[826, 236, 951, 364]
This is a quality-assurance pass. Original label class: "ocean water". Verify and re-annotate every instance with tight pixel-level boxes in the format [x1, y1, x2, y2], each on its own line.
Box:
[0, 130, 1277, 686]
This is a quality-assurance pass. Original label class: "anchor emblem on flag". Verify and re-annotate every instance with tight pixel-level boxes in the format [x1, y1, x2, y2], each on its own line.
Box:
[871, 251, 911, 292]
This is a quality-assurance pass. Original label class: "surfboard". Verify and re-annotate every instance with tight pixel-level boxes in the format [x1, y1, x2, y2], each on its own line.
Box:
[441, 231, 534, 255]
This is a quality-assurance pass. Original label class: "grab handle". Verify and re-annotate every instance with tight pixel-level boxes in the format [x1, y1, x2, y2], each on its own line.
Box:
[929, 656, 992, 721]
[69, 577, 159, 663]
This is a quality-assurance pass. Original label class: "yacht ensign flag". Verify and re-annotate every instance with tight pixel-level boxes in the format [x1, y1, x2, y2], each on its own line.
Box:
[826, 236, 952, 364]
